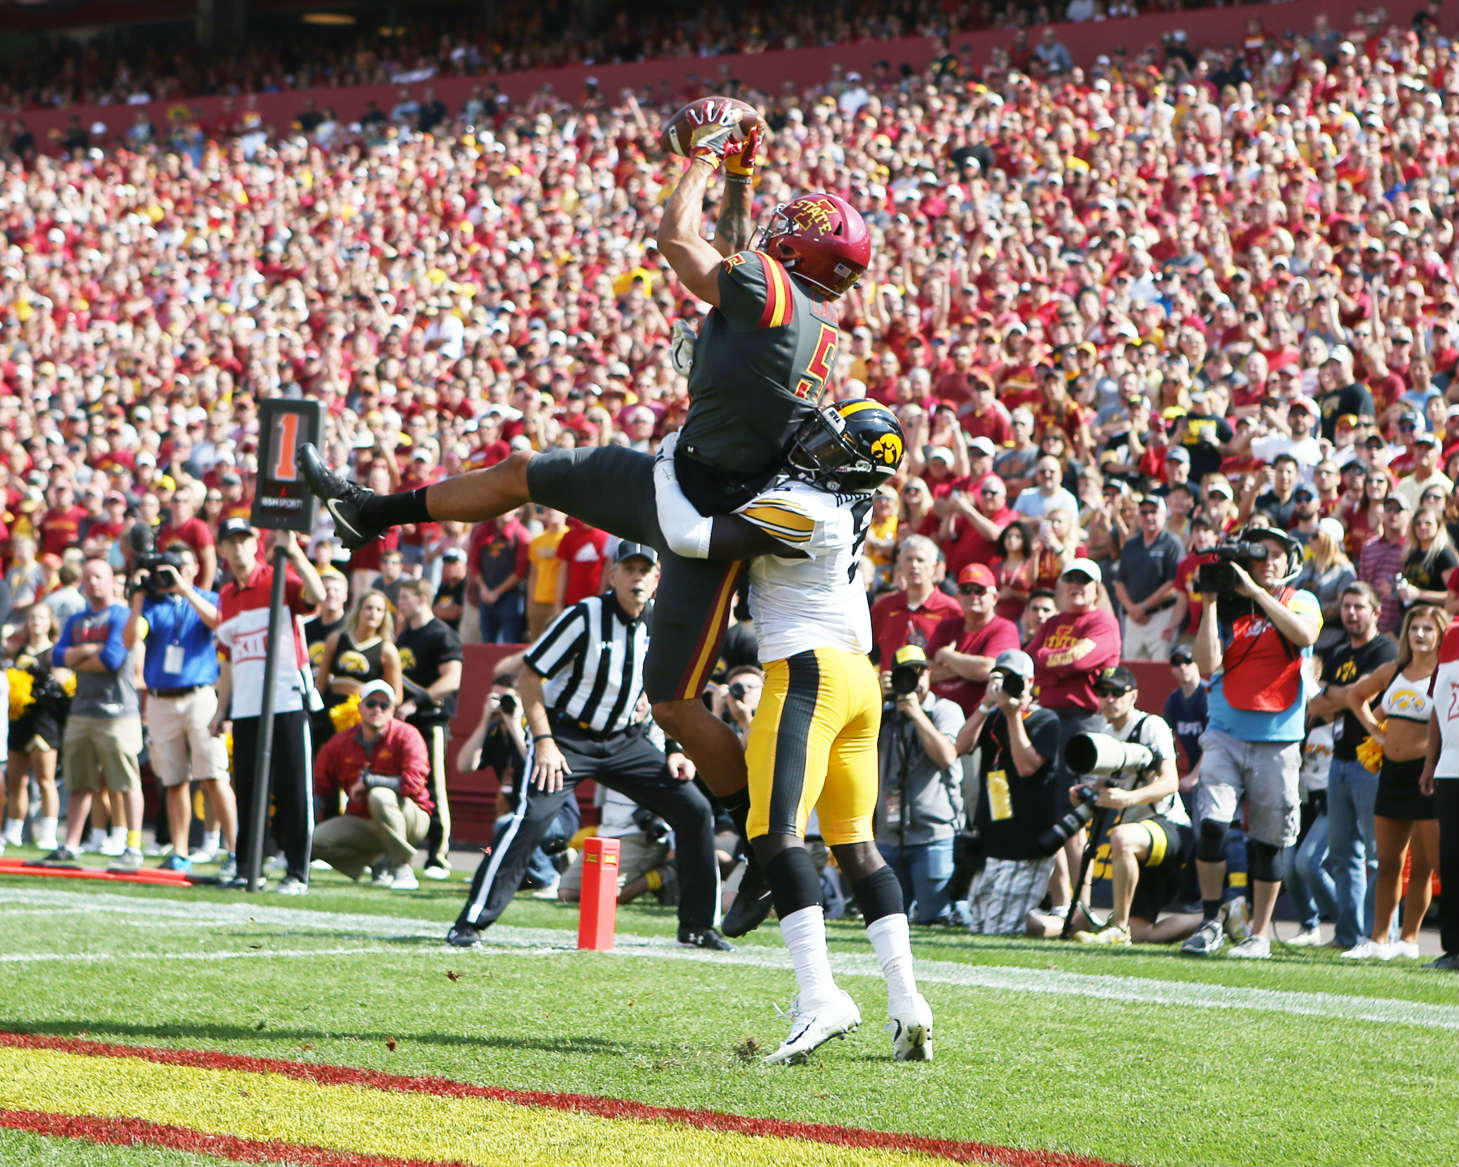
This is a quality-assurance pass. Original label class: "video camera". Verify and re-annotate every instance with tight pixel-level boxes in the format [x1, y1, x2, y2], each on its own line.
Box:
[1196, 540, 1269, 595]
[1034, 733, 1156, 856]
[126, 523, 184, 599]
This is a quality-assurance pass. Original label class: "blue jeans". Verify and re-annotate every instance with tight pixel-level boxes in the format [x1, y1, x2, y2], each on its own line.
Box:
[1327, 757, 1379, 948]
[1284, 807, 1335, 931]
[877, 838, 955, 924]
[479, 589, 525, 644]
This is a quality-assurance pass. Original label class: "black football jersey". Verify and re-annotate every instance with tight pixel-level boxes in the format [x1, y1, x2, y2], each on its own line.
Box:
[681, 249, 839, 481]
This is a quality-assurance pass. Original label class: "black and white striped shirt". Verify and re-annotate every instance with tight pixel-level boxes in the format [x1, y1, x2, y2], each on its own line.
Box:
[524, 593, 649, 735]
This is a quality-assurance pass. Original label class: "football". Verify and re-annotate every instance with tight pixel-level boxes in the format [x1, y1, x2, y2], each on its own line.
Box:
[659, 95, 761, 158]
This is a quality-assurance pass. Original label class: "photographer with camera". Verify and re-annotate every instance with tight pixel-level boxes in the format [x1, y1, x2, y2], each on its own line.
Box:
[1063, 668, 1198, 946]
[1183, 526, 1322, 958]
[712, 665, 764, 745]
[123, 540, 236, 875]
[874, 646, 965, 925]
[954, 650, 1063, 935]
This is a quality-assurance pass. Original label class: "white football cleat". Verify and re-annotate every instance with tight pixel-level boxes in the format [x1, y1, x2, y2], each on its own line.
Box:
[886, 993, 934, 1062]
[765, 990, 861, 1065]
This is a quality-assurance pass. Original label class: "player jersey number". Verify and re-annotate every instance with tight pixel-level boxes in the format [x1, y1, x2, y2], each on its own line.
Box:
[794, 322, 838, 400]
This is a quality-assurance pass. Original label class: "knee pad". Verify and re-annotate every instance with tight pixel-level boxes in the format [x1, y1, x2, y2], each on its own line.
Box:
[1248, 840, 1282, 883]
[1197, 819, 1229, 864]
[852, 865, 904, 926]
[764, 845, 822, 919]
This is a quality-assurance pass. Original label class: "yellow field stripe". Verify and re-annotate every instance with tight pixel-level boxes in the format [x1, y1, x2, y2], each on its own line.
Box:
[0, 1047, 948, 1167]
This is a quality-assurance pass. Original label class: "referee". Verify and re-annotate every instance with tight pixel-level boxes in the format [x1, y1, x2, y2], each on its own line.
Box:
[447, 543, 730, 951]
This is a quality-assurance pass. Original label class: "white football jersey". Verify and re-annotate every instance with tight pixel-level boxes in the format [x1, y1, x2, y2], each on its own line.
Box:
[734, 476, 873, 663]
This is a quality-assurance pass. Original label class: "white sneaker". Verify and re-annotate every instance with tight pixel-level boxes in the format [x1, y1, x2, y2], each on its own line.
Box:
[99, 832, 127, 858]
[79, 831, 106, 854]
[886, 993, 933, 1062]
[1340, 938, 1386, 960]
[273, 876, 308, 896]
[32, 831, 58, 852]
[421, 863, 452, 881]
[1388, 939, 1421, 960]
[265, 855, 288, 872]
[310, 858, 333, 871]
[1229, 934, 1271, 959]
[765, 990, 861, 1065]
[530, 877, 562, 900]
[1284, 926, 1325, 947]
[389, 866, 419, 891]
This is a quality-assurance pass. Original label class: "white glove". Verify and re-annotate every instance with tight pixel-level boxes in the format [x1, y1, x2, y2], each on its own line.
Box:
[670, 318, 697, 377]
[655, 429, 679, 465]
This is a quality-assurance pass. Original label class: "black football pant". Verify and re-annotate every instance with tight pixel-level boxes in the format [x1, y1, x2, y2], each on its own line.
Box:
[232, 711, 313, 884]
[456, 723, 719, 932]
[414, 720, 453, 870]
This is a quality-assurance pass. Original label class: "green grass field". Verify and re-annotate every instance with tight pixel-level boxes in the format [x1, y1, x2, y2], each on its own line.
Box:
[0, 856, 1453, 1167]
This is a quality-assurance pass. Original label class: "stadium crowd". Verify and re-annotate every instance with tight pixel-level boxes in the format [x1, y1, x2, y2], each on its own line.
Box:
[0, 3, 1455, 956]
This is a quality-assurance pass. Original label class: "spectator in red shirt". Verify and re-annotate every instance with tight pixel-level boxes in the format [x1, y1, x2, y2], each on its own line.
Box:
[871, 536, 962, 675]
[156, 486, 217, 591]
[943, 473, 1016, 577]
[311, 679, 433, 890]
[926, 564, 1023, 715]
[39, 484, 86, 558]
[467, 509, 531, 644]
[554, 517, 610, 606]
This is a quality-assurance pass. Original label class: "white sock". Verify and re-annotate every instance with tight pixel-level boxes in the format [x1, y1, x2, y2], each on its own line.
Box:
[2, 819, 22, 845]
[87, 827, 106, 847]
[779, 905, 839, 1009]
[202, 830, 221, 853]
[35, 817, 58, 846]
[866, 913, 918, 1004]
[108, 826, 125, 841]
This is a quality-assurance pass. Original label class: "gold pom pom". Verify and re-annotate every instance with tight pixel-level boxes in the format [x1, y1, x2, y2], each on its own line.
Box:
[329, 692, 362, 733]
[6, 668, 34, 722]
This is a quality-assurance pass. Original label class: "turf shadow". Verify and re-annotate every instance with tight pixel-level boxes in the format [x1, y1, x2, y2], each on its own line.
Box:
[0, 1018, 631, 1057]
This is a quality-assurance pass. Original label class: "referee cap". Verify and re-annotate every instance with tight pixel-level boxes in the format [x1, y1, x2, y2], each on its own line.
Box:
[614, 541, 659, 567]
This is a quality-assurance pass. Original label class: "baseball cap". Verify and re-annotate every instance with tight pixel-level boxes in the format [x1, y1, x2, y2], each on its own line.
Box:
[1165, 446, 1191, 463]
[927, 446, 955, 465]
[1317, 517, 1345, 542]
[1293, 483, 1316, 500]
[357, 679, 396, 705]
[442, 547, 466, 561]
[893, 645, 929, 668]
[1413, 431, 1440, 446]
[967, 436, 997, 457]
[614, 541, 659, 566]
[1169, 647, 1194, 665]
[1062, 558, 1102, 583]
[958, 563, 996, 589]
[992, 649, 1034, 680]
[1289, 397, 1319, 416]
[1096, 665, 1138, 694]
[217, 518, 254, 541]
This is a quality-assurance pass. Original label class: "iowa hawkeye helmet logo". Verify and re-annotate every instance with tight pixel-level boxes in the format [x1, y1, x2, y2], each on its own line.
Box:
[870, 432, 902, 466]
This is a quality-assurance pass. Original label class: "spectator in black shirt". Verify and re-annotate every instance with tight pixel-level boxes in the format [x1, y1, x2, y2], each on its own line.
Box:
[1318, 357, 1375, 442]
[432, 547, 467, 631]
[395, 578, 463, 880]
[1241, 453, 1301, 529]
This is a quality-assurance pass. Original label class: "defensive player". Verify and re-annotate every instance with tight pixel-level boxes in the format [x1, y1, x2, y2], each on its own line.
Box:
[298, 123, 871, 851]
[656, 400, 934, 1064]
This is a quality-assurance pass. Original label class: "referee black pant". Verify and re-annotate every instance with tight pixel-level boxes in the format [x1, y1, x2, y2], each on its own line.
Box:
[456, 722, 719, 933]
[412, 719, 453, 870]
[231, 711, 314, 885]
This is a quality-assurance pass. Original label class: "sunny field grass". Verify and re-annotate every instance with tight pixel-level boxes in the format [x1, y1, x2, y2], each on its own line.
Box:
[0, 863, 1453, 1167]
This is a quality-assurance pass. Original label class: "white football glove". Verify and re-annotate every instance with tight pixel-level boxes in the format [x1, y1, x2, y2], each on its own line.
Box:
[655, 429, 679, 465]
[670, 318, 697, 377]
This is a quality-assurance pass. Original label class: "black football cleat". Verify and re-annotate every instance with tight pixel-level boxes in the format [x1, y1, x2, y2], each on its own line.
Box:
[721, 857, 774, 938]
[446, 922, 484, 949]
[678, 927, 734, 952]
[296, 442, 381, 551]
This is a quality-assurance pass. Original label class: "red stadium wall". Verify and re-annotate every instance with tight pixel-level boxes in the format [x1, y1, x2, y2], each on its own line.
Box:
[17, 0, 1448, 150]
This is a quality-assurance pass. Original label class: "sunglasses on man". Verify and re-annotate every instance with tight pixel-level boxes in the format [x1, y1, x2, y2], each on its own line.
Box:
[958, 583, 990, 596]
[361, 698, 394, 711]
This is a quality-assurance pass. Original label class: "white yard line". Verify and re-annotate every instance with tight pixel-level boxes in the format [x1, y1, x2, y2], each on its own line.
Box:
[3, 886, 1453, 1031]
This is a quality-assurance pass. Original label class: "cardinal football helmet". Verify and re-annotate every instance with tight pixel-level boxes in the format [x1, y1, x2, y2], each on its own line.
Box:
[758, 193, 871, 299]
[788, 400, 904, 492]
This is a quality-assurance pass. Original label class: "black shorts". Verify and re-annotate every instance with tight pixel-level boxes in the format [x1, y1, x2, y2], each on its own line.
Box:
[11, 710, 62, 753]
[1376, 756, 1436, 821]
[1128, 815, 1195, 923]
[528, 446, 745, 704]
